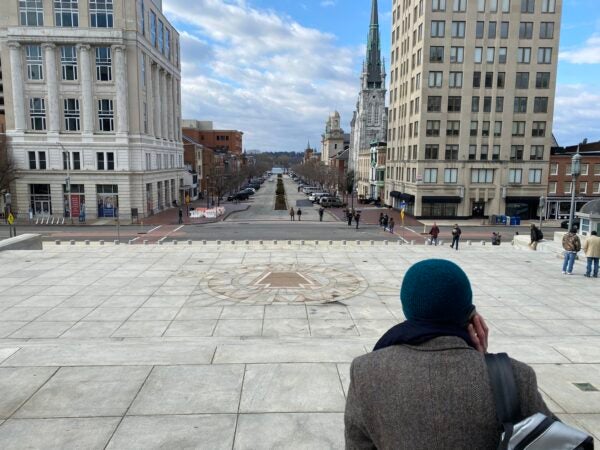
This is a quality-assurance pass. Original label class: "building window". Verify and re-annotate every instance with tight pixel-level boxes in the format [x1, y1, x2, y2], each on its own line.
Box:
[564, 182, 572, 194]
[534, 97, 548, 113]
[63, 98, 80, 131]
[594, 164, 600, 176]
[492, 145, 501, 160]
[425, 144, 439, 159]
[483, 96, 492, 112]
[530, 145, 544, 160]
[517, 47, 531, 63]
[537, 47, 553, 64]
[444, 168, 458, 184]
[165, 28, 171, 58]
[532, 121, 546, 137]
[432, 0, 446, 11]
[150, 10, 157, 46]
[139, 0, 145, 35]
[427, 96, 442, 112]
[472, 169, 494, 184]
[489, 22, 497, 38]
[62, 151, 81, 170]
[95, 47, 112, 81]
[528, 169, 542, 184]
[157, 20, 164, 51]
[29, 97, 46, 130]
[448, 96, 461, 113]
[143, 102, 148, 134]
[97, 152, 115, 170]
[485, 72, 493, 88]
[550, 162, 558, 175]
[509, 169, 523, 184]
[494, 121, 502, 137]
[28, 151, 47, 169]
[521, 0, 535, 12]
[502, 0, 511, 12]
[476, 21, 485, 39]
[542, 0, 556, 13]
[431, 21, 445, 37]
[426, 121, 440, 137]
[579, 182, 587, 194]
[472, 96, 480, 112]
[90, 0, 113, 28]
[449, 71, 463, 88]
[510, 145, 524, 160]
[55, 0, 79, 27]
[514, 97, 528, 113]
[447, 120, 460, 136]
[519, 22, 533, 39]
[500, 21, 509, 38]
[499, 47, 507, 64]
[98, 99, 114, 132]
[428, 71, 443, 88]
[536, 72, 550, 89]
[453, 0, 467, 11]
[450, 46, 464, 63]
[470, 121, 478, 137]
[515, 72, 529, 89]
[473, 71, 481, 88]
[140, 52, 146, 87]
[452, 21, 466, 38]
[548, 181, 557, 193]
[61, 46, 78, 80]
[486, 48, 495, 63]
[482, 121, 490, 137]
[19, 0, 44, 26]
[430, 46, 444, 63]
[593, 182, 600, 194]
[496, 97, 504, 112]
[26, 45, 43, 80]
[512, 122, 526, 137]
[469, 145, 477, 160]
[445, 145, 459, 161]
[424, 168, 438, 183]
[474, 47, 483, 63]
[540, 22, 554, 39]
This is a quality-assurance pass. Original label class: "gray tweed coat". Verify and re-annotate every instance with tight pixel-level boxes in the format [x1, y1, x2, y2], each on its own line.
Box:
[344, 336, 551, 450]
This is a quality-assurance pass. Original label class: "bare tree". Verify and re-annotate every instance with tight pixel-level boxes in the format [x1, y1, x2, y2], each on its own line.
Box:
[0, 132, 17, 198]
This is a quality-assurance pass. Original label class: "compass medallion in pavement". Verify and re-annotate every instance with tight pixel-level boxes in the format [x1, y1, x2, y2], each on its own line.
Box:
[197, 264, 368, 304]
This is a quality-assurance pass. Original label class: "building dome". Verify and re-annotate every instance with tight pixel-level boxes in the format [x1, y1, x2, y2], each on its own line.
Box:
[579, 199, 600, 216]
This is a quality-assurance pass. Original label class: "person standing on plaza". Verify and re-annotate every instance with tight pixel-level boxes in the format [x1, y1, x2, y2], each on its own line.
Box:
[450, 224, 461, 250]
[383, 214, 389, 231]
[562, 226, 581, 275]
[583, 230, 600, 278]
[178, 208, 183, 225]
[289, 207, 295, 221]
[429, 222, 440, 246]
[319, 207, 324, 222]
[354, 211, 361, 229]
[379, 212, 384, 228]
[529, 223, 543, 250]
[347, 210, 353, 227]
[388, 217, 395, 234]
[297, 208, 302, 221]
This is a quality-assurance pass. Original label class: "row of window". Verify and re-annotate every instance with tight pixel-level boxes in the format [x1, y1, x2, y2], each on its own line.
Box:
[386, 166, 544, 185]
[29, 97, 114, 132]
[549, 163, 600, 177]
[424, 119, 547, 139]
[420, 143, 544, 161]
[144, 153, 181, 171]
[28, 150, 184, 171]
[548, 181, 600, 195]
[428, 0, 556, 14]
[25, 45, 113, 82]
[20, 0, 113, 28]
[429, 45, 553, 67]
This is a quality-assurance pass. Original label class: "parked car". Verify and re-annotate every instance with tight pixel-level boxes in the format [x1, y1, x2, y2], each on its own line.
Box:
[308, 192, 329, 202]
[227, 192, 250, 201]
[561, 218, 580, 229]
[320, 197, 344, 208]
[240, 188, 255, 195]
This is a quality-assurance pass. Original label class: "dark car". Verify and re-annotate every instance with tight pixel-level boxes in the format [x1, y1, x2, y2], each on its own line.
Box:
[561, 218, 580, 229]
[227, 192, 250, 201]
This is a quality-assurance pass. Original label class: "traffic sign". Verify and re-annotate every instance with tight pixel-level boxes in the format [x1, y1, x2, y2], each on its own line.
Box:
[7, 213, 14, 225]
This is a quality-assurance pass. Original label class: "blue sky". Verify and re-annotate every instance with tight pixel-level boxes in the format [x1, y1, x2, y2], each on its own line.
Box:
[164, 0, 600, 151]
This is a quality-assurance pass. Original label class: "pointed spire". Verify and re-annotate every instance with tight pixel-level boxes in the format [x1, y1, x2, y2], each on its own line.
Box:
[366, 0, 383, 89]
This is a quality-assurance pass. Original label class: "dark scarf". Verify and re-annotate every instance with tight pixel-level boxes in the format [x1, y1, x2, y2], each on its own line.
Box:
[373, 320, 475, 352]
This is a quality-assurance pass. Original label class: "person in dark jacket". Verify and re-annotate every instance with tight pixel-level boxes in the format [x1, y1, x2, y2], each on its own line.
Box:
[345, 259, 551, 450]
[529, 224, 543, 250]
[347, 210, 353, 226]
[450, 224, 461, 250]
[379, 212, 384, 227]
[297, 208, 302, 221]
[354, 212, 361, 229]
[429, 222, 440, 245]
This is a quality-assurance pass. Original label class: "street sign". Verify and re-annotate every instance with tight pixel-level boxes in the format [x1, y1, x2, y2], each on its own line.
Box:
[7, 213, 14, 225]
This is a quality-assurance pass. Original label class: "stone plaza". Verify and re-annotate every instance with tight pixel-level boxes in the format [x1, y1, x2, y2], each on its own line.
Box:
[0, 242, 599, 448]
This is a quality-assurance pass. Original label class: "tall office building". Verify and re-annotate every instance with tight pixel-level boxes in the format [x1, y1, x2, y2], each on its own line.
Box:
[385, 0, 561, 219]
[0, 0, 183, 220]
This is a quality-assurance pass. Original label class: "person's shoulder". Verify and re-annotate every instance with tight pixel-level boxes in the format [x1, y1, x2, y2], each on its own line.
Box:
[508, 357, 537, 384]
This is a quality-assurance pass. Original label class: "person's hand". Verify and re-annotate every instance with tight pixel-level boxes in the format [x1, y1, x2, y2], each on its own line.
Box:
[468, 313, 489, 354]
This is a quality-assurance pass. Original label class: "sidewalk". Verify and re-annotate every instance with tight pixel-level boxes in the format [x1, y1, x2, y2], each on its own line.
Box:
[328, 207, 423, 227]
[136, 201, 249, 226]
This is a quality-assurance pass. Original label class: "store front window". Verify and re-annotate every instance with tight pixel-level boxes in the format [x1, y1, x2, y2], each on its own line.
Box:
[96, 184, 118, 217]
[63, 184, 85, 219]
[29, 184, 52, 216]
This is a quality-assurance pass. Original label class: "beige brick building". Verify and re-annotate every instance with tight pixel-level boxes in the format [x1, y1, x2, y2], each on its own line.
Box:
[0, 0, 183, 220]
[385, 0, 561, 219]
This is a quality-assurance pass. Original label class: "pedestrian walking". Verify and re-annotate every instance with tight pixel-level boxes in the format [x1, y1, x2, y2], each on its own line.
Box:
[450, 224, 461, 250]
[529, 223, 543, 250]
[319, 207, 324, 222]
[383, 214, 389, 231]
[583, 230, 600, 278]
[429, 222, 440, 245]
[297, 208, 302, 221]
[354, 212, 361, 229]
[388, 218, 395, 234]
[28, 206, 33, 224]
[562, 226, 581, 275]
[347, 210, 353, 227]
[178, 208, 183, 224]
[379, 212, 384, 227]
[289, 207, 295, 221]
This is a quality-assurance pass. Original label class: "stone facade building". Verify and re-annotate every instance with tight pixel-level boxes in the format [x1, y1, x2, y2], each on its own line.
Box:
[385, 0, 562, 219]
[0, 0, 183, 220]
[349, 0, 388, 196]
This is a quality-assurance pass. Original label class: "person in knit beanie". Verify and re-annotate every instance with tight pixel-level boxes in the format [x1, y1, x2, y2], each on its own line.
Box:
[345, 259, 551, 449]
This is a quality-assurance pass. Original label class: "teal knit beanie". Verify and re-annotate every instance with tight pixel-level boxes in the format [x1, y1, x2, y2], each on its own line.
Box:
[401, 259, 474, 325]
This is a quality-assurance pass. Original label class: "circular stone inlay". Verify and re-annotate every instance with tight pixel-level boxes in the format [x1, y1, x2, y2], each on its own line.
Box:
[197, 264, 368, 304]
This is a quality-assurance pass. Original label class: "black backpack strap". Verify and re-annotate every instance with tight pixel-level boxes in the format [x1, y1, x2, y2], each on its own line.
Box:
[485, 353, 521, 449]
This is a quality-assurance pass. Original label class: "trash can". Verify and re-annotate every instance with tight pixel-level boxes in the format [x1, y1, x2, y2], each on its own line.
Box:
[499, 215, 507, 225]
[510, 216, 521, 226]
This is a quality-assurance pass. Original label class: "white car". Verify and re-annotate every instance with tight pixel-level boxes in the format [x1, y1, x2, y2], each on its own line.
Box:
[308, 192, 328, 202]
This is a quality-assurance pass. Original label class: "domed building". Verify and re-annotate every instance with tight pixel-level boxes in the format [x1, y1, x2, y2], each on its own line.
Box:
[576, 198, 600, 236]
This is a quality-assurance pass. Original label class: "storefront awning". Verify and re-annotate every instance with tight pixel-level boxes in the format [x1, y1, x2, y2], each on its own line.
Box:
[422, 196, 462, 203]
[505, 197, 539, 204]
[390, 191, 415, 201]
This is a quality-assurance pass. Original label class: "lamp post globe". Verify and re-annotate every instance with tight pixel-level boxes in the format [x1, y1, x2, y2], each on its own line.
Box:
[568, 149, 583, 232]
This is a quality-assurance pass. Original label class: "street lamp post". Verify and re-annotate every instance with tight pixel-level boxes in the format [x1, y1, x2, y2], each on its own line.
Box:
[56, 143, 73, 225]
[567, 148, 582, 232]
[538, 195, 546, 230]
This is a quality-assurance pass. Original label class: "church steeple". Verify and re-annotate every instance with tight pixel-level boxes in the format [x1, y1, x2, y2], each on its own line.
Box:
[366, 0, 383, 89]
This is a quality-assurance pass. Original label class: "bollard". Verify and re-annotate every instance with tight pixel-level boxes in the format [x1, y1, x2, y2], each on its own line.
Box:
[245, 240, 249, 245]
[85, 240, 90, 246]
[128, 240, 134, 245]
[410, 240, 415, 245]
[356, 240, 360, 245]
[100, 240, 105, 245]
[468, 240, 472, 246]
[114, 240, 120, 245]
[301, 240, 305, 245]
[188, 240, 192, 245]
[70, 240, 76, 245]
[159, 240, 164, 245]
[288, 240, 291, 245]
[259, 240, 263, 245]
[173, 240, 178, 245]
[230, 240, 235, 245]
[144, 240, 149, 245]
[216, 240, 221, 245]
[55, 240, 61, 245]
[370, 240, 374, 246]
[384, 240, 388, 245]
[342, 240, 347, 245]
[273, 240, 277, 245]
[329, 240, 333, 245]
[481, 240, 486, 246]
[315, 241, 319, 246]
[439, 240, 444, 246]
[202, 240, 207, 245]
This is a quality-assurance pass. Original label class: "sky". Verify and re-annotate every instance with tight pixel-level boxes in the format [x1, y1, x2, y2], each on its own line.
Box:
[163, 0, 600, 152]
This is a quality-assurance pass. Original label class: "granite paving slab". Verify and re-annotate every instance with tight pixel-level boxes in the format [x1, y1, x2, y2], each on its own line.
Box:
[0, 367, 58, 418]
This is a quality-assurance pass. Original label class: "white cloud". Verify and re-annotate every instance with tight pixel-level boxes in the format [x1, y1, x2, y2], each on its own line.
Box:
[164, 0, 363, 151]
[560, 34, 600, 64]
[553, 84, 600, 145]
[320, 0, 336, 7]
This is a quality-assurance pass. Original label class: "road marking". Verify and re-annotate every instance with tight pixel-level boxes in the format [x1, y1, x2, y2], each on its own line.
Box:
[173, 225, 185, 232]
[148, 225, 162, 233]
[129, 237, 140, 243]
